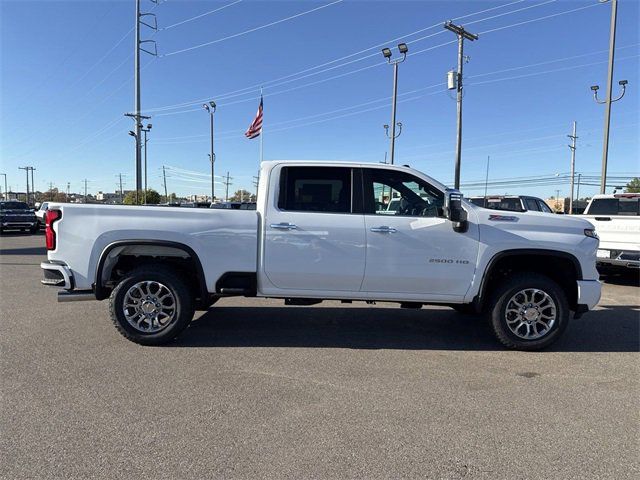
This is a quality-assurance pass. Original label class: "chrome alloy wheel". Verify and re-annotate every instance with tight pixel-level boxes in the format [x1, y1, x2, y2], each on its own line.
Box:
[505, 288, 557, 340]
[123, 281, 177, 333]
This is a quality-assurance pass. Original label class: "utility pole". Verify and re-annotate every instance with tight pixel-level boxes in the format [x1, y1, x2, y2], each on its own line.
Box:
[444, 21, 478, 189]
[555, 189, 561, 212]
[223, 171, 232, 202]
[48, 182, 54, 201]
[83, 179, 89, 203]
[30, 167, 35, 204]
[203, 101, 216, 202]
[127, 0, 157, 195]
[19, 167, 30, 205]
[567, 121, 578, 214]
[381, 43, 408, 165]
[67, 182, 71, 200]
[576, 173, 582, 206]
[483, 155, 490, 205]
[117, 174, 125, 203]
[0, 173, 7, 200]
[141, 123, 152, 204]
[591, 0, 628, 194]
[162, 165, 168, 202]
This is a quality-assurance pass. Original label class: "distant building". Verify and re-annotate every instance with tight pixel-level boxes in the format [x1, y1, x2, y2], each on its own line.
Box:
[545, 197, 568, 213]
[96, 191, 121, 203]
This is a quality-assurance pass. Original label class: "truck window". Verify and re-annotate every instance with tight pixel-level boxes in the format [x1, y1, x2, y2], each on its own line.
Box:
[525, 198, 539, 211]
[537, 200, 553, 213]
[363, 169, 444, 217]
[588, 198, 639, 216]
[278, 166, 352, 213]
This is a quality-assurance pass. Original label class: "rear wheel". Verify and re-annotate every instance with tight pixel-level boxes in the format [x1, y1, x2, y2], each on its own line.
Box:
[109, 266, 195, 345]
[487, 273, 569, 351]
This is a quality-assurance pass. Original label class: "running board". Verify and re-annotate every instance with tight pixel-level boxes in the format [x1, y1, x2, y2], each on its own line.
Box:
[58, 290, 96, 302]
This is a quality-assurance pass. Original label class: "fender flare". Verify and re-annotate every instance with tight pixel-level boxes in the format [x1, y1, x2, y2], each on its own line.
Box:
[474, 248, 583, 309]
[93, 240, 209, 302]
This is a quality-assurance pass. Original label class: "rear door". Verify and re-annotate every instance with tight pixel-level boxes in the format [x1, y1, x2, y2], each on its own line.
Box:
[262, 165, 366, 292]
[360, 168, 479, 299]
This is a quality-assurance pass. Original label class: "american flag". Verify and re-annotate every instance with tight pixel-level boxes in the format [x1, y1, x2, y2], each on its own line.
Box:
[245, 96, 263, 139]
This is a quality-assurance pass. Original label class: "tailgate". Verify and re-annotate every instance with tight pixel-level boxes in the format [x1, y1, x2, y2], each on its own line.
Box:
[582, 216, 640, 251]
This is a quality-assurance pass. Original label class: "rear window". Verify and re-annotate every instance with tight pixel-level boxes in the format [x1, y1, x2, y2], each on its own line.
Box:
[588, 198, 639, 216]
[0, 202, 29, 210]
[485, 198, 524, 212]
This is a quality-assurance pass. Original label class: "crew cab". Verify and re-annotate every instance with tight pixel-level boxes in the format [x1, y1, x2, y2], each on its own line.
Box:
[0, 200, 38, 233]
[40, 161, 601, 350]
[579, 193, 640, 271]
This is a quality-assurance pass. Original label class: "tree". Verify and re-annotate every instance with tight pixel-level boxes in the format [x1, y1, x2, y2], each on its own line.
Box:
[625, 177, 640, 193]
[123, 189, 161, 205]
[229, 189, 253, 202]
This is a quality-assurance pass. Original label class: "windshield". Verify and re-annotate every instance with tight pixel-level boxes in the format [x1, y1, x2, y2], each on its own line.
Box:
[0, 202, 29, 210]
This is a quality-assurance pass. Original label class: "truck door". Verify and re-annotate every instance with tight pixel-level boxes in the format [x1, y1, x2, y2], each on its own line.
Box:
[262, 165, 366, 292]
[360, 168, 479, 299]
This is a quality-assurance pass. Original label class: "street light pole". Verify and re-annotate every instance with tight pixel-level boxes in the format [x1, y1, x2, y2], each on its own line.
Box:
[591, 0, 628, 194]
[203, 101, 217, 202]
[0, 173, 7, 199]
[381, 43, 408, 165]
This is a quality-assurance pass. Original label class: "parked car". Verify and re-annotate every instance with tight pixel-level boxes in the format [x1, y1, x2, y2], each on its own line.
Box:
[0, 200, 38, 233]
[40, 161, 601, 350]
[35, 202, 50, 227]
[578, 193, 639, 271]
[469, 195, 553, 213]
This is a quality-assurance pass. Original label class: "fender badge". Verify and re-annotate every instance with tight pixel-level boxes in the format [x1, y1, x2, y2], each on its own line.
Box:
[489, 214, 519, 222]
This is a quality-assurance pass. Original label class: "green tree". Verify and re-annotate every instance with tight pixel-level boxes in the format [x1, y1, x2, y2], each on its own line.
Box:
[625, 177, 640, 193]
[123, 189, 161, 205]
[229, 189, 253, 202]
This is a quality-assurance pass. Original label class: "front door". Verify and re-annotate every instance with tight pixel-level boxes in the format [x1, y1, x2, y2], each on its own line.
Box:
[262, 165, 366, 292]
[360, 168, 479, 299]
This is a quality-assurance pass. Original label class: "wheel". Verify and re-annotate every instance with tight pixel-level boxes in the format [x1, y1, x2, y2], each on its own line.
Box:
[487, 273, 569, 351]
[109, 266, 195, 345]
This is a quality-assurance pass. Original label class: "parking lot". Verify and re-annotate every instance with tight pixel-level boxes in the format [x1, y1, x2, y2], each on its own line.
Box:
[1, 232, 638, 479]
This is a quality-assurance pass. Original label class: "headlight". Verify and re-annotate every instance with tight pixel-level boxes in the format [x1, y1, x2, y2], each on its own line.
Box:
[584, 228, 598, 239]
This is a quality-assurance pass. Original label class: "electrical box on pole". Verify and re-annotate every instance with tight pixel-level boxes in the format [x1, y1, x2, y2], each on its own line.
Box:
[447, 70, 457, 90]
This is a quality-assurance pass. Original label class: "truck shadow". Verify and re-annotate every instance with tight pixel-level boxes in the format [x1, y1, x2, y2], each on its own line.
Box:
[599, 271, 640, 287]
[0, 246, 47, 256]
[175, 305, 639, 352]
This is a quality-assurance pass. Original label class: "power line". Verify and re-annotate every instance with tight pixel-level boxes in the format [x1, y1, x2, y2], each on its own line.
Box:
[161, 0, 243, 30]
[146, 0, 530, 113]
[161, 0, 344, 57]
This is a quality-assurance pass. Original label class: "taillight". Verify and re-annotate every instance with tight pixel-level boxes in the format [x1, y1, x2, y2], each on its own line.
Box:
[45, 209, 62, 250]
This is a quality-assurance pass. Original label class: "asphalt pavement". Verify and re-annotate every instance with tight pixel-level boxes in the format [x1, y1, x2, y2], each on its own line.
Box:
[1, 232, 638, 479]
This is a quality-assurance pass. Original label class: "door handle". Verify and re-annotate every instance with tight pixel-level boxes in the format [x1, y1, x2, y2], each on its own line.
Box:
[270, 222, 298, 230]
[370, 226, 397, 233]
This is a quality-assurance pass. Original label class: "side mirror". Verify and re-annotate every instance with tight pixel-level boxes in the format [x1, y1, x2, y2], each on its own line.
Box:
[444, 189, 468, 233]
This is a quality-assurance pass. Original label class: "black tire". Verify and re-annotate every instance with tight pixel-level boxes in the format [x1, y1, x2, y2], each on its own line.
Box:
[109, 265, 195, 345]
[487, 272, 570, 351]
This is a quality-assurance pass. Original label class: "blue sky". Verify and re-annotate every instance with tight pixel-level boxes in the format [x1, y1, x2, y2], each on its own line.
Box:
[1, 0, 638, 199]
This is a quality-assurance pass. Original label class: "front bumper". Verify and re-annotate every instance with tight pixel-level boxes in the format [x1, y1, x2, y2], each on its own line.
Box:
[2, 221, 36, 229]
[576, 279, 602, 311]
[40, 261, 73, 289]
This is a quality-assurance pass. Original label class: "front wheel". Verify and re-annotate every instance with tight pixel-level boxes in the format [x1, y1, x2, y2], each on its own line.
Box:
[487, 273, 570, 351]
[109, 266, 195, 345]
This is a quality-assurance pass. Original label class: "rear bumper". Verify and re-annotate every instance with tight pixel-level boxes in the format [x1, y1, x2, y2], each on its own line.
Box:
[40, 261, 73, 289]
[576, 279, 601, 311]
[596, 249, 640, 269]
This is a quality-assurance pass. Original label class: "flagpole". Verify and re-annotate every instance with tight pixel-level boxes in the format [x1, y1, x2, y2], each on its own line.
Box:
[259, 87, 264, 164]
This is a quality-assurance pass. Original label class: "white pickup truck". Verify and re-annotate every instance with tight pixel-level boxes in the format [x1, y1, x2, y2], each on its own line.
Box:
[41, 161, 601, 350]
[580, 193, 640, 271]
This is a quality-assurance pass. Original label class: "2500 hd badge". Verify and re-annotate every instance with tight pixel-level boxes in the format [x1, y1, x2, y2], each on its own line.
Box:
[429, 258, 470, 265]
